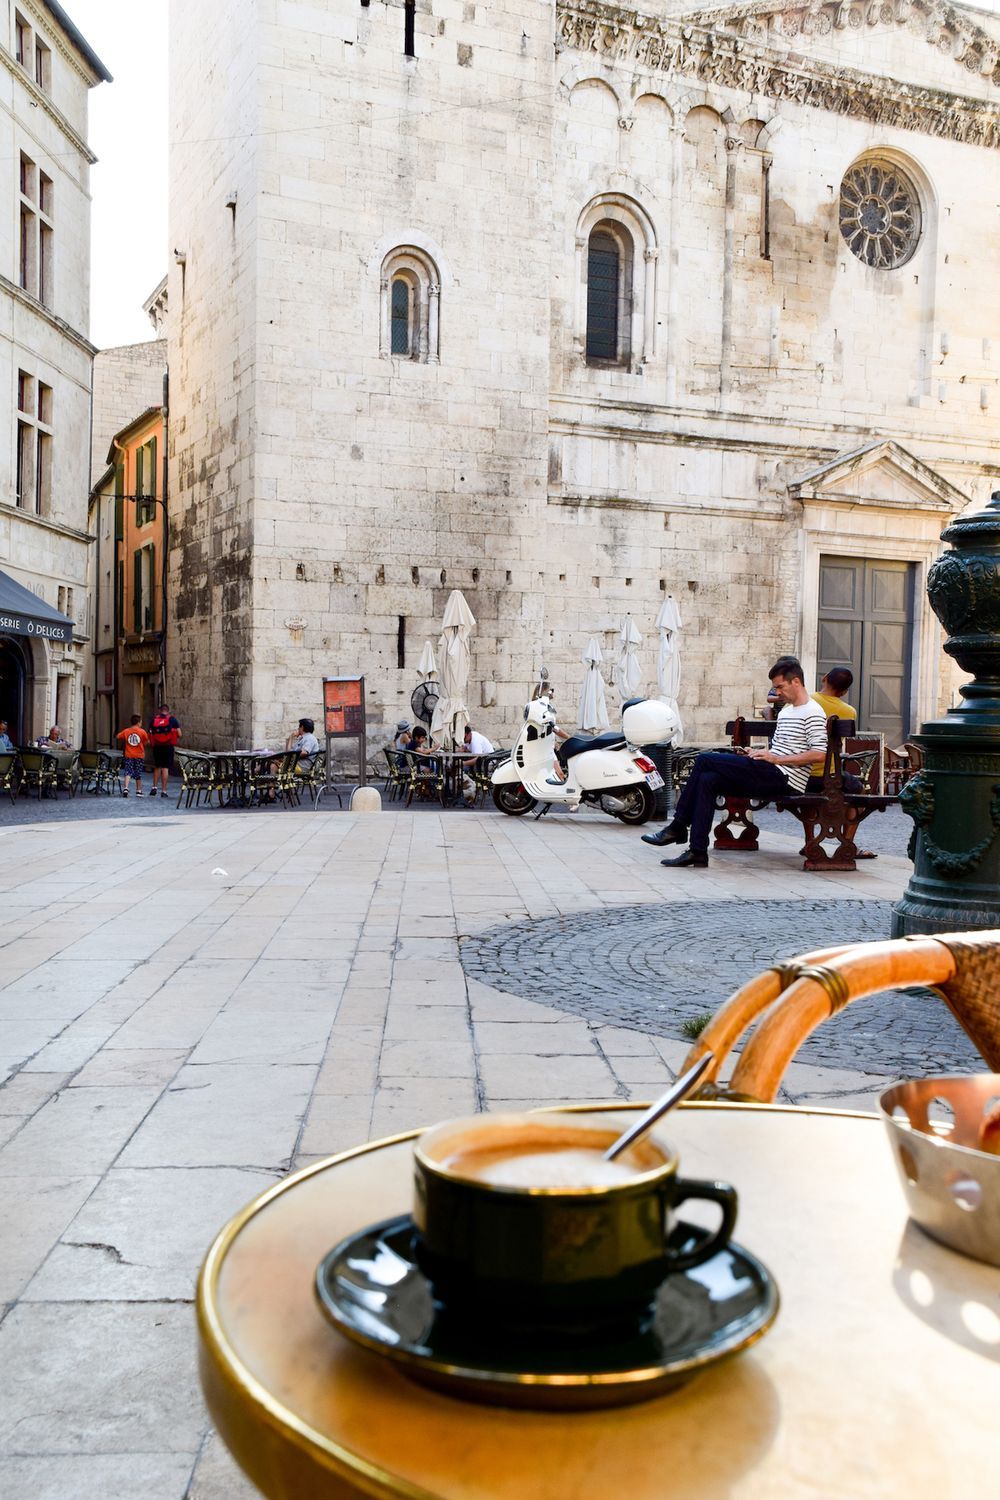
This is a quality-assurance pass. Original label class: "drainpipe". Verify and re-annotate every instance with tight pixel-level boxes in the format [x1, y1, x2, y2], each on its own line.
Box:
[160, 369, 169, 700]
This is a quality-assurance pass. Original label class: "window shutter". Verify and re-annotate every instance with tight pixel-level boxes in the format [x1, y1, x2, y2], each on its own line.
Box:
[135, 444, 144, 501]
[133, 550, 142, 633]
[148, 437, 157, 499]
[147, 545, 155, 630]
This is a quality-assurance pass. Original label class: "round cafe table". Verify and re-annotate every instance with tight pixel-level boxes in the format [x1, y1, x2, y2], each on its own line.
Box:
[197, 1103, 1000, 1499]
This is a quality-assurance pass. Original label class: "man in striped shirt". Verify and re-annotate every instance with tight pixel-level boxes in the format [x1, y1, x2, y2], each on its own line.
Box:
[643, 656, 827, 869]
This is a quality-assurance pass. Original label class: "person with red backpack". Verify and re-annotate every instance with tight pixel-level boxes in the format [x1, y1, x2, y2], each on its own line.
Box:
[116, 715, 150, 798]
[149, 704, 181, 798]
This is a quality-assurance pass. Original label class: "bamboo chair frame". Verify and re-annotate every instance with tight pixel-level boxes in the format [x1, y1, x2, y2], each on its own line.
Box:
[683, 931, 1000, 1102]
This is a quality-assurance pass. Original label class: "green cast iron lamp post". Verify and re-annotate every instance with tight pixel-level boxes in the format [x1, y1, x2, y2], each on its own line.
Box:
[893, 490, 1000, 935]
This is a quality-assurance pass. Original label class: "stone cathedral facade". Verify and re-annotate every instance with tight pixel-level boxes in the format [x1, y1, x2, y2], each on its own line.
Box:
[167, 0, 1000, 751]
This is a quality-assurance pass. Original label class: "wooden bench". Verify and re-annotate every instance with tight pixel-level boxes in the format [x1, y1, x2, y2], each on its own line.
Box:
[712, 716, 898, 871]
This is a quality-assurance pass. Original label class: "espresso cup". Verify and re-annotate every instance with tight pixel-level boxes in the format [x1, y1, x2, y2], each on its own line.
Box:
[412, 1111, 737, 1331]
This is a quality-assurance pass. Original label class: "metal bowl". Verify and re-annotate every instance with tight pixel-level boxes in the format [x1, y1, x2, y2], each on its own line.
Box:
[880, 1074, 1000, 1268]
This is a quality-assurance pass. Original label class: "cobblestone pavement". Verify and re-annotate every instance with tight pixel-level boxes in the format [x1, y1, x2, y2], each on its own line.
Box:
[461, 899, 979, 1075]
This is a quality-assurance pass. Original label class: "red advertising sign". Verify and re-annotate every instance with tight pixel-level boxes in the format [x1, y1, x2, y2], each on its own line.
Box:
[323, 677, 365, 737]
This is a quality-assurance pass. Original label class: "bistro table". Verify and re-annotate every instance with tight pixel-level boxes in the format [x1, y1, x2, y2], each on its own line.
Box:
[202, 750, 281, 807]
[197, 1102, 1000, 1499]
[409, 750, 478, 805]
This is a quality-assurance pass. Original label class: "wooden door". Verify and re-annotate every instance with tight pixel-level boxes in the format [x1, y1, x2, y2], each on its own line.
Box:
[816, 557, 915, 745]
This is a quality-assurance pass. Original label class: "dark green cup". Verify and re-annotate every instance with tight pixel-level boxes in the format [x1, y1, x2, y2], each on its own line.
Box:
[413, 1112, 737, 1333]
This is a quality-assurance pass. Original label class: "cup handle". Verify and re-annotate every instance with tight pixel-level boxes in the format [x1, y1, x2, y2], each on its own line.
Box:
[663, 1178, 738, 1272]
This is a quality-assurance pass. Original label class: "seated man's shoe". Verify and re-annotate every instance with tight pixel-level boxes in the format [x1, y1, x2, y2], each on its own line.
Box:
[641, 823, 687, 847]
[661, 848, 709, 868]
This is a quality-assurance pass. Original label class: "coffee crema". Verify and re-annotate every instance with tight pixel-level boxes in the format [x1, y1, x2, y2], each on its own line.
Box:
[440, 1128, 669, 1189]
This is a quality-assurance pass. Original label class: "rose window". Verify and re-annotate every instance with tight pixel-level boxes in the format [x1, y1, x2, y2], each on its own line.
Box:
[839, 159, 921, 269]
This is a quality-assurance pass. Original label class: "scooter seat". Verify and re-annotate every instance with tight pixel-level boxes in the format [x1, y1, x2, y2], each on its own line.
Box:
[560, 732, 626, 761]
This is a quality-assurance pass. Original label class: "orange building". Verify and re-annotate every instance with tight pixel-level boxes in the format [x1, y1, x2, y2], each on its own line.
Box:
[89, 406, 167, 739]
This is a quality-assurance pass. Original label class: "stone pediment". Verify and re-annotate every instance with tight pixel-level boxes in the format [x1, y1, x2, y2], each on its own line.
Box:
[788, 440, 970, 510]
[556, 1, 1000, 149]
[672, 0, 1000, 96]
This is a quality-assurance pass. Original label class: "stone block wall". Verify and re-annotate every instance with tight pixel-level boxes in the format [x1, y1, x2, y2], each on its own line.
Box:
[167, 0, 1000, 751]
[167, 0, 259, 747]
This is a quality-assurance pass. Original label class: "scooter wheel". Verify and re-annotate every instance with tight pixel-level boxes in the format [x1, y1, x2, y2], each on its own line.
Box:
[492, 785, 537, 816]
[614, 785, 657, 825]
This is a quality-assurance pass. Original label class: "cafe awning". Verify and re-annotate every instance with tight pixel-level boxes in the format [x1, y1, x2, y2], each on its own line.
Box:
[0, 568, 74, 644]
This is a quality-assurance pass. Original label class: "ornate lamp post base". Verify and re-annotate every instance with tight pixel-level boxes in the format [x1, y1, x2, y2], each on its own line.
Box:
[892, 492, 1000, 937]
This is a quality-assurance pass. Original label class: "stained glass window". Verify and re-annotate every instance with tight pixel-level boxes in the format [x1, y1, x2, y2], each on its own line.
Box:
[839, 160, 921, 270]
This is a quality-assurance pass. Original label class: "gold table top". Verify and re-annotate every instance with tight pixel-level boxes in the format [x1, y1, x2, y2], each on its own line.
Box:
[197, 1103, 1000, 1500]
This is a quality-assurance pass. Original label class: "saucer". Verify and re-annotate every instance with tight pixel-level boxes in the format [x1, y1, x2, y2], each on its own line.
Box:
[315, 1215, 779, 1409]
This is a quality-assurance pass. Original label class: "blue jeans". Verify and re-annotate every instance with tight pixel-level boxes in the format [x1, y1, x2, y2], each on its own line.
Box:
[672, 752, 791, 852]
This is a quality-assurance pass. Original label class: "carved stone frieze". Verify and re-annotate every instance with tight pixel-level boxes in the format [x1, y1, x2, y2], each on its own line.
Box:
[556, 0, 1000, 149]
[677, 0, 1000, 82]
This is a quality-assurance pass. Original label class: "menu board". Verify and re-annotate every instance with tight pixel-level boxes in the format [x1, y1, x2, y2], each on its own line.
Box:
[323, 677, 365, 737]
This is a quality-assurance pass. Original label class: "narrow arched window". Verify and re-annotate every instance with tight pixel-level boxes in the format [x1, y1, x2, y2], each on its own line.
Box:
[380, 246, 441, 362]
[390, 277, 411, 354]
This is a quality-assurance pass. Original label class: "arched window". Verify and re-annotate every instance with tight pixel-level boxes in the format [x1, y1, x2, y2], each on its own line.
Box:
[585, 221, 634, 365]
[380, 246, 441, 362]
[390, 276, 413, 355]
[576, 196, 656, 370]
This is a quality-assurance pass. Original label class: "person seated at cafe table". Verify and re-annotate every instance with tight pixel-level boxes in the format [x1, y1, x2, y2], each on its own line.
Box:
[38, 724, 70, 749]
[409, 726, 437, 754]
[461, 723, 495, 805]
[391, 719, 412, 750]
[0, 720, 13, 752]
[285, 717, 319, 759]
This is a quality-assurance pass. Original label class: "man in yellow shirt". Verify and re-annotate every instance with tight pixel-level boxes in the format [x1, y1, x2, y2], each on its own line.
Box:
[812, 667, 857, 723]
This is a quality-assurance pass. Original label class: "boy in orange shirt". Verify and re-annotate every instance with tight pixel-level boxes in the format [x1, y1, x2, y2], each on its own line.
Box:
[116, 714, 150, 798]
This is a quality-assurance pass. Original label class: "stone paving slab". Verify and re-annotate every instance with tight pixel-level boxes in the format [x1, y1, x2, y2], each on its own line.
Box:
[0, 803, 976, 1498]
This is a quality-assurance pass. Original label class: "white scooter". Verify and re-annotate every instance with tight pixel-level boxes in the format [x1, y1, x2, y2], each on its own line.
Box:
[491, 696, 678, 824]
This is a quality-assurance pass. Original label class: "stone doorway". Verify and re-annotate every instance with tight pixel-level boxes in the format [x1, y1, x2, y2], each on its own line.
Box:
[816, 556, 916, 745]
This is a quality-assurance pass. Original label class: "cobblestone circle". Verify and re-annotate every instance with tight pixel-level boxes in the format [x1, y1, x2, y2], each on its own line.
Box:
[461, 901, 981, 1076]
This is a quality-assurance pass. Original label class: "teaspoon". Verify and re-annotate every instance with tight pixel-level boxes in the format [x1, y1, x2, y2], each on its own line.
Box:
[603, 1052, 715, 1162]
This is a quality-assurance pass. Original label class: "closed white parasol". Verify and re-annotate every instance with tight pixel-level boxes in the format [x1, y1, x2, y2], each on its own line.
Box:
[431, 590, 476, 747]
[613, 616, 644, 703]
[655, 596, 683, 745]
[417, 640, 438, 679]
[578, 637, 611, 734]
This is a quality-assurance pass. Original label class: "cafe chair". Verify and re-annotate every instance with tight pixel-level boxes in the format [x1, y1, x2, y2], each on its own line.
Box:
[245, 750, 283, 810]
[77, 749, 104, 794]
[402, 749, 446, 807]
[884, 742, 923, 796]
[0, 751, 20, 804]
[175, 750, 214, 808]
[682, 932, 1000, 1102]
[294, 752, 340, 809]
[99, 751, 123, 797]
[55, 750, 80, 797]
[17, 749, 58, 800]
[469, 751, 506, 808]
[381, 748, 408, 803]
